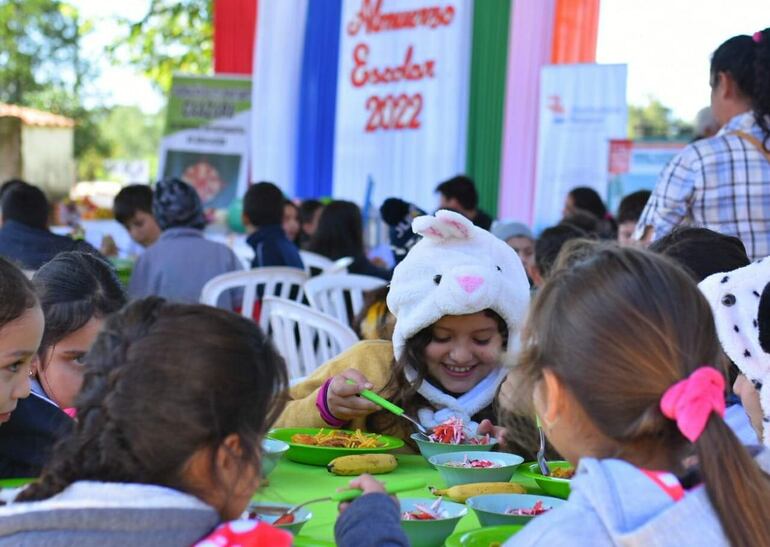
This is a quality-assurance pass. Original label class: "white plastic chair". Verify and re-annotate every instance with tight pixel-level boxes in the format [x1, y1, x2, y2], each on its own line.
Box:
[304, 273, 388, 327]
[299, 251, 353, 276]
[199, 267, 308, 327]
[261, 296, 359, 381]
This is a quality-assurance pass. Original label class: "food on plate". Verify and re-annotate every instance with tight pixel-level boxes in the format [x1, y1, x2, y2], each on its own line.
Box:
[550, 467, 576, 479]
[290, 429, 383, 448]
[244, 509, 295, 525]
[505, 500, 551, 516]
[401, 498, 448, 521]
[429, 482, 525, 503]
[443, 455, 500, 469]
[428, 417, 490, 445]
[327, 454, 398, 476]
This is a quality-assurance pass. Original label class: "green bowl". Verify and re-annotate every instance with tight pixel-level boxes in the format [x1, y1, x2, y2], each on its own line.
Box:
[518, 461, 574, 499]
[261, 438, 289, 477]
[0, 478, 34, 489]
[466, 493, 565, 526]
[400, 497, 468, 547]
[410, 433, 498, 464]
[429, 451, 524, 487]
[445, 524, 524, 547]
[245, 501, 312, 535]
[268, 427, 404, 466]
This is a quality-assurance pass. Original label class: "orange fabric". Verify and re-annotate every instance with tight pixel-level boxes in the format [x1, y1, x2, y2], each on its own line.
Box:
[550, 0, 600, 64]
[213, 0, 258, 74]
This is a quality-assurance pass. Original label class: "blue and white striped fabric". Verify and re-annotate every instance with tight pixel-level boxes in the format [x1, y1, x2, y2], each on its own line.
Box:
[637, 112, 770, 260]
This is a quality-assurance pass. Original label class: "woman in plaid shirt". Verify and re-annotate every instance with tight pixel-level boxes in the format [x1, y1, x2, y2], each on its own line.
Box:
[637, 28, 770, 260]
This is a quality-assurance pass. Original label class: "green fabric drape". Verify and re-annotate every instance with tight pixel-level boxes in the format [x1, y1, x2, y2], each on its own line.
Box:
[465, 0, 512, 217]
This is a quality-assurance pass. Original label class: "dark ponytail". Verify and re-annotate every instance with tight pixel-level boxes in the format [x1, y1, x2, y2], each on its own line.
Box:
[695, 416, 770, 547]
[711, 28, 770, 149]
[18, 298, 288, 502]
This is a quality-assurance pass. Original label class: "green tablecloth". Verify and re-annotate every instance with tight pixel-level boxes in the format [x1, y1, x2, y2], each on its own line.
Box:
[257, 454, 541, 546]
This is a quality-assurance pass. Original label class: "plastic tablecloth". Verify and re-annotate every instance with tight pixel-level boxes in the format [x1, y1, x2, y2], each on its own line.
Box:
[256, 454, 541, 546]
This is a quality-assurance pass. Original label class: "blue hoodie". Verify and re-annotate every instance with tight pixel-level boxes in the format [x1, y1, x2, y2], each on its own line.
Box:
[507, 452, 770, 546]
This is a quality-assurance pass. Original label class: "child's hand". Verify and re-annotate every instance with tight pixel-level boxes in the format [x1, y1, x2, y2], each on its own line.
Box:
[338, 474, 391, 513]
[478, 419, 506, 443]
[327, 369, 381, 421]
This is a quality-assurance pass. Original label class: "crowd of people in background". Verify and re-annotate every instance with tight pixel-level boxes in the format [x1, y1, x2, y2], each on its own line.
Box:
[0, 27, 768, 547]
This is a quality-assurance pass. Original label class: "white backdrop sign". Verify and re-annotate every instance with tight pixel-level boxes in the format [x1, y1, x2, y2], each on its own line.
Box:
[532, 64, 628, 232]
[332, 0, 472, 211]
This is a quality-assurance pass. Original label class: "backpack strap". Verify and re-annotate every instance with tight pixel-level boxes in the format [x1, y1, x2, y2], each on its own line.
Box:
[732, 130, 770, 162]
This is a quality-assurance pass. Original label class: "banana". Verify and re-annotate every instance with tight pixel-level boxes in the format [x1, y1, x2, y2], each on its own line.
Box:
[429, 482, 526, 503]
[327, 454, 398, 476]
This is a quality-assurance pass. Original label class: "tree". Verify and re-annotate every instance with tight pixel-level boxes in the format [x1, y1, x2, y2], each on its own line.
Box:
[629, 98, 693, 140]
[108, 0, 213, 92]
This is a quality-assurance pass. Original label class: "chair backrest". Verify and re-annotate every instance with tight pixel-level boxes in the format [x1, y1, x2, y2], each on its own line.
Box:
[200, 267, 308, 326]
[261, 296, 359, 380]
[299, 250, 333, 274]
[299, 251, 353, 276]
[304, 273, 388, 326]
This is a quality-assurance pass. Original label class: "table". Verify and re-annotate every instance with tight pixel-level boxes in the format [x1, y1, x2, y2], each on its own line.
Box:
[256, 454, 541, 546]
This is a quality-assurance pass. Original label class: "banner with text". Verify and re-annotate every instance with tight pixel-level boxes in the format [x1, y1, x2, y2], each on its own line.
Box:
[158, 74, 251, 209]
[332, 0, 472, 211]
[532, 64, 627, 232]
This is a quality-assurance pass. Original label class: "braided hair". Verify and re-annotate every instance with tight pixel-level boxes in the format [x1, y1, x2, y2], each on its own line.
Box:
[17, 298, 288, 502]
[711, 27, 770, 150]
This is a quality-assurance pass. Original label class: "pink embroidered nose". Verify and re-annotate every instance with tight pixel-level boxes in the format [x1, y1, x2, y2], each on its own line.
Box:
[457, 275, 484, 293]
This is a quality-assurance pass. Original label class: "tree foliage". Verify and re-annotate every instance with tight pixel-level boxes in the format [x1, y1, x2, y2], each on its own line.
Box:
[108, 0, 213, 92]
[0, 0, 87, 105]
[629, 98, 693, 140]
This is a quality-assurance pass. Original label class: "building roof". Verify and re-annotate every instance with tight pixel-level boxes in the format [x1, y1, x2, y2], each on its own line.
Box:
[0, 103, 75, 128]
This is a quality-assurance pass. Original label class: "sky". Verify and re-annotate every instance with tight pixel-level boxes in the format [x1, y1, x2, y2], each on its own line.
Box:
[72, 0, 769, 121]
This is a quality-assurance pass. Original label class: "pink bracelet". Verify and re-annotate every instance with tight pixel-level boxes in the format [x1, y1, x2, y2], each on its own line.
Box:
[316, 378, 347, 427]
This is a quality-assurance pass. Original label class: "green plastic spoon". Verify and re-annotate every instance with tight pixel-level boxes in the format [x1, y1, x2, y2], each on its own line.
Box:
[345, 379, 432, 437]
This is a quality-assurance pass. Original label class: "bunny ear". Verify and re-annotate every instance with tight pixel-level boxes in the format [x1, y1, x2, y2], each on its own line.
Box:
[413, 210, 474, 242]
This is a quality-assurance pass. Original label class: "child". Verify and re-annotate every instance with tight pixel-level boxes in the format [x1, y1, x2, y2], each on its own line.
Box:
[298, 199, 324, 249]
[307, 200, 391, 281]
[2, 298, 291, 546]
[700, 259, 770, 445]
[282, 199, 301, 245]
[277, 210, 532, 451]
[242, 182, 304, 269]
[0, 252, 126, 478]
[0, 182, 99, 270]
[380, 197, 426, 266]
[492, 221, 535, 274]
[616, 190, 650, 246]
[529, 223, 586, 287]
[435, 175, 494, 231]
[113, 184, 161, 249]
[0, 258, 44, 427]
[129, 178, 242, 305]
[505, 247, 770, 545]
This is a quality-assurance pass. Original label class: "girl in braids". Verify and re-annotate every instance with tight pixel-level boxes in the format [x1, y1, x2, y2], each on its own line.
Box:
[0, 298, 291, 545]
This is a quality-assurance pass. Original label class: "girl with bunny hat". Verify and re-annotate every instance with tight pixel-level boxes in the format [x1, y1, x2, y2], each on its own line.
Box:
[275, 210, 532, 452]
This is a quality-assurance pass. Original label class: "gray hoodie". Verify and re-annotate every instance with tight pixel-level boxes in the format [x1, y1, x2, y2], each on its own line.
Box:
[0, 481, 219, 546]
[508, 451, 770, 546]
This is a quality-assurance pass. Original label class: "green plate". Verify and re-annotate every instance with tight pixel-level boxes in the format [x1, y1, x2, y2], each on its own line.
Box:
[0, 478, 34, 488]
[292, 537, 336, 547]
[267, 427, 404, 466]
[517, 462, 573, 499]
[445, 524, 523, 547]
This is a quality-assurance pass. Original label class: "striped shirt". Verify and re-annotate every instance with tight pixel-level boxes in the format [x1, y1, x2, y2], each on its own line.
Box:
[635, 112, 770, 259]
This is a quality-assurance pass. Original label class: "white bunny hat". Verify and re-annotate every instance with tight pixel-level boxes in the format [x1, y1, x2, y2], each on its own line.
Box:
[699, 258, 770, 446]
[386, 210, 531, 361]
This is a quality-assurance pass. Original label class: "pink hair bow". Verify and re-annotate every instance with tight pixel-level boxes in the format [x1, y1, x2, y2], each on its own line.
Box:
[754, 31, 763, 43]
[660, 367, 725, 443]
